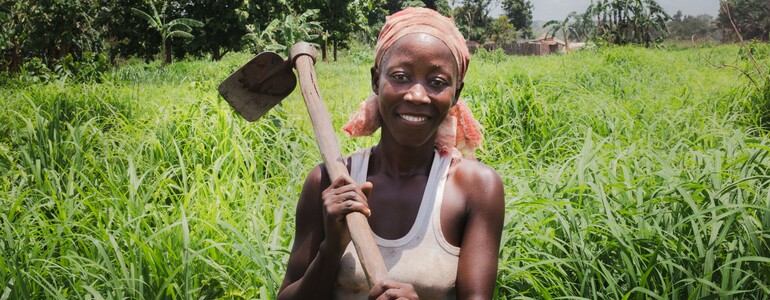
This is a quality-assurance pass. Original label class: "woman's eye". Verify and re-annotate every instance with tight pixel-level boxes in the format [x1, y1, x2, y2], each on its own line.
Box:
[391, 73, 408, 81]
[429, 78, 448, 87]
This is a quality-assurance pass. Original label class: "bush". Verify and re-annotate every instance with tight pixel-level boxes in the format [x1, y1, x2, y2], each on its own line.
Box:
[59, 52, 110, 83]
[473, 47, 507, 64]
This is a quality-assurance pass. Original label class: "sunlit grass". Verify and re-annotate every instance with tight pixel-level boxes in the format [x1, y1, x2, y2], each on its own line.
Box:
[1, 44, 768, 299]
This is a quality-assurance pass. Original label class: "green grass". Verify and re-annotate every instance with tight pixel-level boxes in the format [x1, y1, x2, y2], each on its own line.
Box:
[1, 44, 769, 299]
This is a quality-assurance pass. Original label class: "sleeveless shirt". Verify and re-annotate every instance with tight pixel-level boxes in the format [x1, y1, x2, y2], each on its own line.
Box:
[333, 147, 460, 300]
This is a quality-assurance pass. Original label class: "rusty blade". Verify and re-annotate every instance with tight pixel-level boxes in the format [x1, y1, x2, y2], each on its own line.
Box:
[218, 52, 297, 122]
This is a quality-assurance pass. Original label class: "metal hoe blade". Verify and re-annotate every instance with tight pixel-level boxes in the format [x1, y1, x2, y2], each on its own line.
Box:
[218, 52, 297, 122]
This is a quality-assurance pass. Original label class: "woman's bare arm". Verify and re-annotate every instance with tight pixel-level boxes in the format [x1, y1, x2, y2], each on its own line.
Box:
[278, 165, 339, 299]
[454, 161, 505, 299]
[278, 164, 372, 300]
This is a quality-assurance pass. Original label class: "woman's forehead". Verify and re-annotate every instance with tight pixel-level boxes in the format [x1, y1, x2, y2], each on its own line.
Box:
[381, 33, 458, 73]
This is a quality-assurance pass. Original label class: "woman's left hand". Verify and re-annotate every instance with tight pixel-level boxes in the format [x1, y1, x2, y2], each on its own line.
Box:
[368, 279, 419, 300]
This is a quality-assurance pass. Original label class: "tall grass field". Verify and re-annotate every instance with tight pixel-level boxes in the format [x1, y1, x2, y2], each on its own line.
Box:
[1, 44, 769, 299]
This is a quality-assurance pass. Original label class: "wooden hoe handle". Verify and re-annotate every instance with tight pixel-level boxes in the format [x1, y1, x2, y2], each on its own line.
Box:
[289, 42, 388, 287]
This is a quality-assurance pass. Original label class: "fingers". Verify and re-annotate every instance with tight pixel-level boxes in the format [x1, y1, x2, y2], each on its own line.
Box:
[325, 197, 371, 217]
[325, 175, 372, 217]
[368, 280, 419, 300]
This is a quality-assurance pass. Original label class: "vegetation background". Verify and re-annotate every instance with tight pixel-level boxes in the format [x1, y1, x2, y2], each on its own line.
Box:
[2, 0, 770, 299]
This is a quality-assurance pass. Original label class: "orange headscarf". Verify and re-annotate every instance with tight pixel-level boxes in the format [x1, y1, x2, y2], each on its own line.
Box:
[342, 7, 482, 159]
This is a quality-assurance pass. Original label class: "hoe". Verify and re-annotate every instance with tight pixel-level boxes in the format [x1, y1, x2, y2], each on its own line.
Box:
[218, 42, 387, 287]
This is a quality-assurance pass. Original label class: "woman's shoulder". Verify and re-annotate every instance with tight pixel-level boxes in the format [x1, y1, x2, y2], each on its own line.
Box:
[450, 158, 501, 184]
[448, 158, 503, 203]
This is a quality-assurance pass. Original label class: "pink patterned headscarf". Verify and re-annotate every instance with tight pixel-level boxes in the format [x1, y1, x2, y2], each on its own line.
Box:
[342, 7, 483, 159]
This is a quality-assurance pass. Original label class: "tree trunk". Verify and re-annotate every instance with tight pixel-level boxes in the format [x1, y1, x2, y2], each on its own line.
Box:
[213, 47, 221, 61]
[565, 36, 570, 52]
[9, 37, 22, 73]
[321, 41, 328, 62]
[333, 40, 338, 61]
[163, 39, 172, 65]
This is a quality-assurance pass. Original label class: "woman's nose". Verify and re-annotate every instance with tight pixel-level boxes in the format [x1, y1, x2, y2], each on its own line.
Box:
[403, 83, 429, 104]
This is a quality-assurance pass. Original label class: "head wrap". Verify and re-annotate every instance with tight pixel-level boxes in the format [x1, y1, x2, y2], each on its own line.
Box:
[342, 7, 482, 159]
[374, 7, 470, 85]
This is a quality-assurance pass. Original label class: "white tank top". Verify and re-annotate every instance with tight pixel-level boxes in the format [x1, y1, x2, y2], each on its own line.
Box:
[333, 147, 460, 300]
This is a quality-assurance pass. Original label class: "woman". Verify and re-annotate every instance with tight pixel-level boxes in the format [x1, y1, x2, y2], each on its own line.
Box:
[277, 7, 504, 300]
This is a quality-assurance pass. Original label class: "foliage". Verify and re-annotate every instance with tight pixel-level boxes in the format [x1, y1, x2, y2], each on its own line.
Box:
[58, 52, 110, 83]
[0, 0, 33, 73]
[357, 0, 389, 44]
[454, 0, 493, 42]
[569, 11, 597, 42]
[296, 0, 364, 61]
[96, 0, 159, 62]
[501, 0, 534, 39]
[243, 9, 323, 56]
[16, 57, 55, 84]
[383, 0, 451, 15]
[718, 0, 770, 42]
[667, 11, 720, 42]
[5, 52, 109, 85]
[543, 12, 580, 48]
[131, 0, 204, 65]
[473, 47, 507, 63]
[183, 0, 249, 61]
[489, 16, 521, 45]
[2, 45, 770, 299]
[0, 0, 103, 73]
[585, 0, 671, 46]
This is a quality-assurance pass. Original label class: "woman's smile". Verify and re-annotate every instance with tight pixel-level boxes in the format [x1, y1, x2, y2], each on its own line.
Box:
[398, 113, 429, 124]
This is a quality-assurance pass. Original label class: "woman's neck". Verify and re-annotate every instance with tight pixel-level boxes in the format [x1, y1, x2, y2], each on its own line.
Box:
[372, 129, 436, 178]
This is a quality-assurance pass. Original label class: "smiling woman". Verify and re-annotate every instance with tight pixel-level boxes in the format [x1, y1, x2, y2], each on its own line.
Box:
[373, 34, 458, 150]
[276, 7, 504, 300]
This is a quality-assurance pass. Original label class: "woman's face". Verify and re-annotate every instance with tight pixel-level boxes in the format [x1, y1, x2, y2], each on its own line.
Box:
[372, 33, 463, 148]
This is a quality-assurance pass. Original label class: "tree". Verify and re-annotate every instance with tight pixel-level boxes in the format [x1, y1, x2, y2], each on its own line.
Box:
[490, 15, 520, 44]
[366, 0, 452, 44]
[0, 0, 32, 73]
[297, 0, 363, 61]
[183, 0, 249, 61]
[570, 12, 596, 42]
[1, 0, 103, 73]
[501, 0, 533, 39]
[357, 0, 388, 43]
[668, 13, 719, 41]
[424, 0, 452, 16]
[718, 0, 770, 42]
[96, 0, 157, 62]
[131, 0, 203, 65]
[543, 11, 579, 50]
[454, 0, 493, 42]
[244, 9, 323, 56]
[584, 0, 670, 46]
[384, 0, 451, 15]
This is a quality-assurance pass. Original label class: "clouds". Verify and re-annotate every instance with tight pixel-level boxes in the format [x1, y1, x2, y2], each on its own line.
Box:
[525, 0, 720, 21]
[531, 0, 593, 20]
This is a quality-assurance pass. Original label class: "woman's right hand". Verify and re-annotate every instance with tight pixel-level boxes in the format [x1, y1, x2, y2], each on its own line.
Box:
[368, 279, 419, 300]
[321, 174, 373, 252]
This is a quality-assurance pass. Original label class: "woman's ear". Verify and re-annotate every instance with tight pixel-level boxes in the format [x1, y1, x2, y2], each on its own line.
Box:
[371, 66, 380, 95]
[453, 81, 464, 105]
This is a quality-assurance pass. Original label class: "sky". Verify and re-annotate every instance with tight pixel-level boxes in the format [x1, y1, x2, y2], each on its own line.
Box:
[490, 0, 721, 21]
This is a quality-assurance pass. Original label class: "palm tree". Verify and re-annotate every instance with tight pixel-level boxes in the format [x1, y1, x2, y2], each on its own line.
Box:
[571, 12, 595, 42]
[132, 0, 203, 65]
[243, 9, 322, 56]
[543, 11, 579, 51]
[585, 0, 670, 46]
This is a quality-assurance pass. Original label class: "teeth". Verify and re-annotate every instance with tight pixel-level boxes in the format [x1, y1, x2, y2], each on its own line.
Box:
[400, 114, 427, 122]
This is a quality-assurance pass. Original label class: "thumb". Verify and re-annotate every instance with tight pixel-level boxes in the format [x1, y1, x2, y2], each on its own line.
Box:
[360, 181, 373, 197]
[359, 182, 374, 218]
